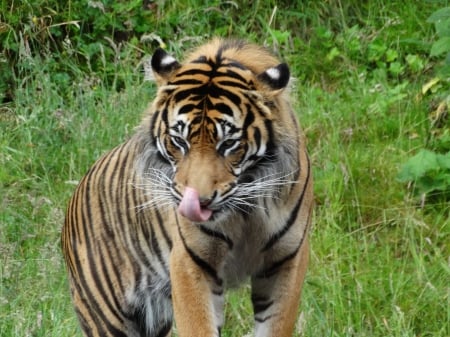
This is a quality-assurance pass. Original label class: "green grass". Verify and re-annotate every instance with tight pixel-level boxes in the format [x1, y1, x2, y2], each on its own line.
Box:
[1, 1, 449, 336]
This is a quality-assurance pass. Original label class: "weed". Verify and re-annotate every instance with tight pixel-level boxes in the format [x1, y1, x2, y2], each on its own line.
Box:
[397, 6, 450, 206]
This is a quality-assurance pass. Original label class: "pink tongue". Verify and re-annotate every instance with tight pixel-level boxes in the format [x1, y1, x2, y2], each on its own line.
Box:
[178, 187, 213, 222]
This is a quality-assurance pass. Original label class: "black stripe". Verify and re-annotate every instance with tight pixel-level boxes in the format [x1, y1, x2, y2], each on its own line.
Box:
[212, 288, 224, 296]
[261, 154, 311, 252]
[244, 96, 266, 118]
[221, 88, 242, 107]
[132, 171, 159, 263]
[135, 214, 159, 276]
[155, 207, 173, 250]
[66, 185, 83, 274]
[75, 307, 95, 336]
[182, 241, 223, 286]
[213, 103, 234, 116]
[253, 127, 261, 150]
[216, 45, 225, 62]
[151, 218, 167, 271]
[155, 321, 172, 337]
[256, 215, 309, 279]
[198, 225, 234, 249]
[170, 78, 204, 85]
[264, 119, 276, 157]
[242, 109, 255, 131]
[218, 69, 249, 84]
[251, 296, 274, 314]
[149, 109, 160, 137]
[175, 68, 212, 78]
[176, 218, 223, 286]
[254, 314, 274, 323]
[190, 115, 203, 126]
[178, 103, 197, 115]
[106, 326, 129, 337]
[96, 149, 120, 238]
[149, 210, 170, 277]
[204, 83, 221, 98]
[161, 106, 169, 129]
[225, 60, 247, 70]
[260, 199, 300, 252]
[85, 227, 124, 329]
[99, 242, 128, 318]
[192, 56, 207, 64]
[173, 88, 195, 102]
[217, 80, 249, 90]
[76, 169, 96, 274]
[217, 69, 248, 84]
[257, 244, 301, 278]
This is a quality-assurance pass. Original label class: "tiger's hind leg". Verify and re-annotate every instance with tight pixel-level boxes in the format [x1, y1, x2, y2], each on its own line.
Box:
[129, 313, 172, 337]
[126, 278, 174, 337]
[70, 283, 143, 337]
[129, 309, 172, 337]
[69, 276, 173, 337]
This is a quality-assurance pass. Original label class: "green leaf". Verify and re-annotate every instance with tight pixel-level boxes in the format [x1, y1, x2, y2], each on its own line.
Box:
[427, 7, 450, 24]
[398, 149, 439, 182]
[367, 42, 387, 62]
[436, 152, 450, 169]
[430, 37, 450, 57]
[326, 47, 341, 61]
[385, 49, 398, 62]
[389, 62, 404, 76]
[415, 176, 443, 194]
[434, 19, 450, 38]
[406, 54, 425, 72]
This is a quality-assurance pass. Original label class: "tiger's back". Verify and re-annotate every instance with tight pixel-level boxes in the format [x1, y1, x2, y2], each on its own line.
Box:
[62, 38, 313, 337]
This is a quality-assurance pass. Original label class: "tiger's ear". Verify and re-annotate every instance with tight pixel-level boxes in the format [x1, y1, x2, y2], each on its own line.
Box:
[257, 63, 290, 91]
[151, 48, 181, 85]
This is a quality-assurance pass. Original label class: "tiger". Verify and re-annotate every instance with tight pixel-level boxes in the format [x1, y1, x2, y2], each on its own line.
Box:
[61, 38, 313, 337]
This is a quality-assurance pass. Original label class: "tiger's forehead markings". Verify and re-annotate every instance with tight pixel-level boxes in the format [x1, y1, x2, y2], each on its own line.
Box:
[216, 119, 242, 139]
[170, 63, 250, 111]
[171, 102, 243, 142]
[167, 55, 255, 144]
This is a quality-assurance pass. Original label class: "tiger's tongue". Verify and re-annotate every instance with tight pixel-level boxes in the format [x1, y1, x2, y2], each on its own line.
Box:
[178, 187, 213, 222]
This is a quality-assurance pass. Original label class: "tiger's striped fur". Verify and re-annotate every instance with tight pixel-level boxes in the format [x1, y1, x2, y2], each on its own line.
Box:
[62, 38, 313, 337]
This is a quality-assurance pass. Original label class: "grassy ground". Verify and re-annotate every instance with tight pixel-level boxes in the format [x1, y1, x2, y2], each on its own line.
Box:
[1, 1, 449, 336]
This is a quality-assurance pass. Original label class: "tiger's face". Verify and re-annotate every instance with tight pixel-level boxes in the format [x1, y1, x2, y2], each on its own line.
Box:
[149, 41, 290, 222]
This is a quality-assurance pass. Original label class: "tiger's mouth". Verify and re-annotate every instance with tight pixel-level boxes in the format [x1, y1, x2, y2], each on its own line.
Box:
[178, 187, 214, 222]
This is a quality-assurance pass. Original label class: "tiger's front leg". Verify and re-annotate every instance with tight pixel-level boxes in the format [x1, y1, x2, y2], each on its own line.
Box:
[169, 224, 226, 337]
[251, 239, 309, 337]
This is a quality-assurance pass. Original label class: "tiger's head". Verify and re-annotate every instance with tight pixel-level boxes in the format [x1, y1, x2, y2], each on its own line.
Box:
[147, 39, 296, 223]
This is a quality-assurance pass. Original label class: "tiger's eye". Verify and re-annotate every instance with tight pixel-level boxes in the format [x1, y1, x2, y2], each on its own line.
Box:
[218, 139, 240, 156]
[171, 135, 189, 153]
[172, 136, 184, 145]
[222, 139, 236, 149]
